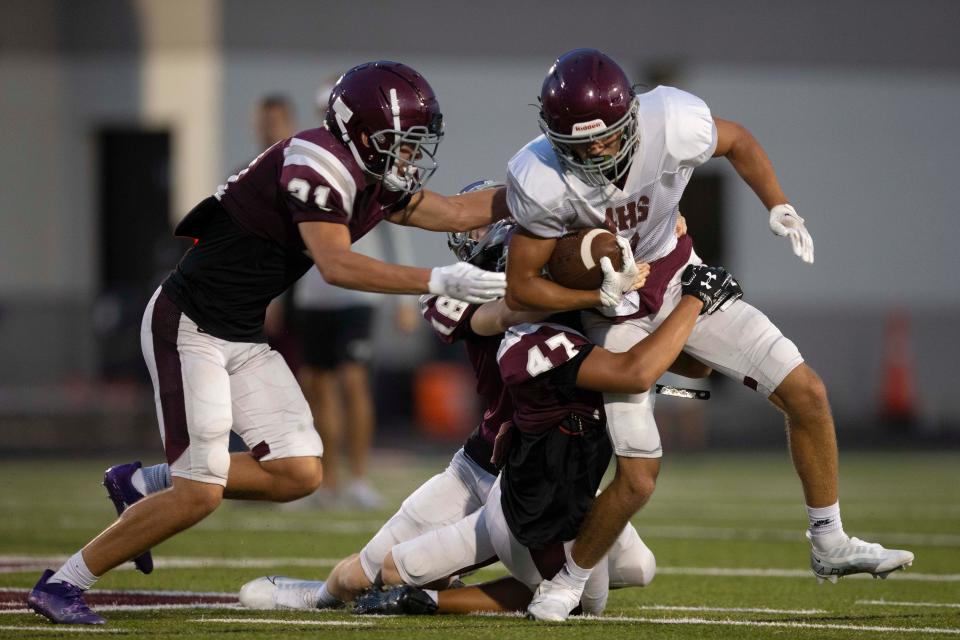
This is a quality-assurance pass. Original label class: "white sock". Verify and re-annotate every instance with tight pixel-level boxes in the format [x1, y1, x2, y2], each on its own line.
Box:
[130, 469, 147, 495]
[316, 581, 341, 608]
[423, 589, 439, 606]
[807, 502, 847, 550]
[554, 545, 592, 590]
[49, 551, 99, 590]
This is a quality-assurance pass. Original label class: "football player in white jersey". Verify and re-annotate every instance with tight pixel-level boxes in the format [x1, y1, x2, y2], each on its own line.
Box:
[503, 49, 913, 621]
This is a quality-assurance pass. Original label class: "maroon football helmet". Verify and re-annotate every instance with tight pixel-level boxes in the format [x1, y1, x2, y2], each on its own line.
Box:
[538, 49, 639, 187]
[325, 61, 444, 194]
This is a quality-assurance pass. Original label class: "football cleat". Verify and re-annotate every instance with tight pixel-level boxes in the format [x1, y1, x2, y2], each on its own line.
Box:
[808, 531, 914, 582]
[102, 461, 153, 574]
[354, 585, 438, 615]
[27, 569, 105, 625]
[238, 576, 332, 610]
[526, 577, 583, 622]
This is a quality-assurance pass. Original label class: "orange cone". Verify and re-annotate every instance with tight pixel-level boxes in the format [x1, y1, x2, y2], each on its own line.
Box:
[879, 310, 916, 424]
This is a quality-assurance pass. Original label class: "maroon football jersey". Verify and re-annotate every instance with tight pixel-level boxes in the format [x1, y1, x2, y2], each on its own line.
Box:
[496, 321, 610, 548]
[496, 322, 605, 434]
[420, 295, 513, 474]
[217, 127, 404, 250]
[162, 126, 408, 342]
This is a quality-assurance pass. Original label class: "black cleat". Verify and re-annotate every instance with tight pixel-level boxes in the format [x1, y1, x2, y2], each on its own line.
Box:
[354, 585, 438, 615]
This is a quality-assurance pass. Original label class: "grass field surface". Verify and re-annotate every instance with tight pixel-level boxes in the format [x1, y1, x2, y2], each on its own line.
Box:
[1, 450, 958, 638]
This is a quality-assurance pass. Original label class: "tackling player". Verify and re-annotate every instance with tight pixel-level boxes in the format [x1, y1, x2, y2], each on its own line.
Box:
[504, 48, 913, 620]
[351, 260, 742, 617]
[27, 62, 509, 625]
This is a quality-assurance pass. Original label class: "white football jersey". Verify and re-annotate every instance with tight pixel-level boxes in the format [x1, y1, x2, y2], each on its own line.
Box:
[507, 85, 717, 264]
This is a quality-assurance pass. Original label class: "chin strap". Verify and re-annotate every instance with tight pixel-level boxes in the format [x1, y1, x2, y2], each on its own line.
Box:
[333, 96, 382, 183]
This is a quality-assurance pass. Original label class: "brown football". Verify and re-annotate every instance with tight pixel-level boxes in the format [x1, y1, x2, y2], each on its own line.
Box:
[547, 228, 623, 290]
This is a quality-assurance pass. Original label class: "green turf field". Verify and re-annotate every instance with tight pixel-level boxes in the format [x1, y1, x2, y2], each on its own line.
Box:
[1, 451, 958, 638]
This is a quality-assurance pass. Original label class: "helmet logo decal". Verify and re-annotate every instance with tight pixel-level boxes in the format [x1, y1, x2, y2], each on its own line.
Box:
[389, 88, 402, 132]
[332, 96, 353, 123]
[572, 119, 606, 135]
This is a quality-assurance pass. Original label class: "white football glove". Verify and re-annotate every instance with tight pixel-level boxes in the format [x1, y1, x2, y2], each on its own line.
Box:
[598, 236, 639, 307]
[769, 204, 814, 264]
[428, 262, 506, 304]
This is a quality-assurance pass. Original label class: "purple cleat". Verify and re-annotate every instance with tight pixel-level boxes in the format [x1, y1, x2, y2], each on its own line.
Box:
[27, 569, 105, 625]
[103, 461, 153, 574]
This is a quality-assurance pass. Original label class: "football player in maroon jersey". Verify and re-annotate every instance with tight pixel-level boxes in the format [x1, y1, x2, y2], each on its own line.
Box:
[27, 63, 511, 625]
[350, 261, 741, 617]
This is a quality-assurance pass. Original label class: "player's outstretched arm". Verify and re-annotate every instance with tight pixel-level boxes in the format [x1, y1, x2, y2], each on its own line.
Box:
[576, 297, 703, 394]
[713, 117, 788, 211]
[713, 117, 814, 263]
[576, 264, 741, 393]
[385, 187, 509, 232]
[504, 229, 605, 312]
[468, 299, 548, 337]
[299, 221, 505, 303]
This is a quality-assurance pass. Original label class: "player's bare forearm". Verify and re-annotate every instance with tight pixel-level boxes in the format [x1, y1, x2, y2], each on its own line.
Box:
[469, 299, 548, 336]
[386, 187, 509, 232]
[713, 117, 788, 211]
[577, 297, 703, 393]
[299, 220, 431, 294]
[317, 250, 431, 293]
[505, 228, 601, 311]
[505, 274, 601, 311]
[436, 576, 532, 614]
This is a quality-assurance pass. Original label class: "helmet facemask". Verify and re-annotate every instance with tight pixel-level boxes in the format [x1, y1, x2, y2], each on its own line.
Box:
[371, 120, 443, 194]
[447, 217, 514, 273]
[330, 91, 443, 195]
[540, 98, 639, 188]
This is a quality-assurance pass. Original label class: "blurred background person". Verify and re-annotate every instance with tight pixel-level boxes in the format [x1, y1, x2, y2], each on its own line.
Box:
[252, 94, 301, 370]
[290, 81, 419, 509]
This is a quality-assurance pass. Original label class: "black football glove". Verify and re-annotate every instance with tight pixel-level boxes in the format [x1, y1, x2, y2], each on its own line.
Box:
[680, 264, 743, 315]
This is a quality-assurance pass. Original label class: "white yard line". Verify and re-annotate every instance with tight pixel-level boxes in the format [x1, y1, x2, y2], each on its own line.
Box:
[0, 587, 236, 597]
[3, 555, 958, 582]
[636, 605, 826, 614]
[0, 624, 119, 633]
[193, 617, 373, 626]
[576, 616, 960, 635]
[25, 517, 960, 547]
[858, 600, 960, 609]
[1, 604, 243, 615]
[637, 525, 960, 548]
[0, 555, 339, 573]
[657, 566, 960, 582]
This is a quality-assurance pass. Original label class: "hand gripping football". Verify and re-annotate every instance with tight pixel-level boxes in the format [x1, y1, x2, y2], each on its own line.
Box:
[548, 228, 623, 290]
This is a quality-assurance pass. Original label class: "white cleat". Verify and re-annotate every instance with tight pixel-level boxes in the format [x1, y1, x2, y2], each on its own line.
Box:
[526, 577, 583, 622]
[238, 576, 325, 610]
[808, 532, 915, 583]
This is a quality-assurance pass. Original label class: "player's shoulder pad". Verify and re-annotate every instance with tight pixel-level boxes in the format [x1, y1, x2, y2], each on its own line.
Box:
[506, 136, 569, 238]
[282, 133, 362, 217]
[646, 86, 717, 166]
[419, 294, 477, 344]
[496, 322, 591, 385]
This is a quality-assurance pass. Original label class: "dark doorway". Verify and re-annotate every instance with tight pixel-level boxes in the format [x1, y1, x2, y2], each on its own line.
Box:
[679, 172, 725, 266]
[96, 128, 184, 379]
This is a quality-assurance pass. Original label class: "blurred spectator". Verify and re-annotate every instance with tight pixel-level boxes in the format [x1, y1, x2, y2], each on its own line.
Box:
[254, 94, 300, 369]
[254, 94, 297, 151]
[291, 80, 418, 509]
